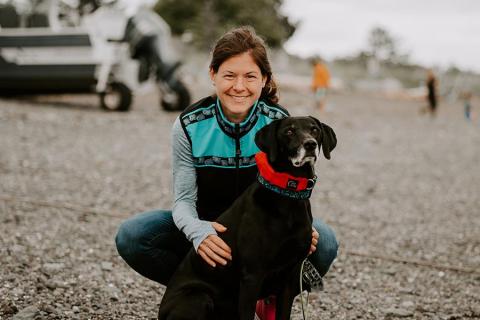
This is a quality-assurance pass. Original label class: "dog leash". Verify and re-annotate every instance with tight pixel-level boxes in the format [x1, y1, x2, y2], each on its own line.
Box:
[299, 259, 310, 320]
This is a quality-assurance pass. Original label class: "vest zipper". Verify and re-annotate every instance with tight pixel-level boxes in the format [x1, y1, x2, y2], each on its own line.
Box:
[235, 124, 241, 196]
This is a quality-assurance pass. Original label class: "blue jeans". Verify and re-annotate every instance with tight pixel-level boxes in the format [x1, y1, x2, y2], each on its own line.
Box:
[115, 210, 338, 286]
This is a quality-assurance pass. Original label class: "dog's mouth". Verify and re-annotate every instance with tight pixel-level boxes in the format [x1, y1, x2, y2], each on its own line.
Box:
[292, 156, 317, 167]
[290, 147, 318, 167]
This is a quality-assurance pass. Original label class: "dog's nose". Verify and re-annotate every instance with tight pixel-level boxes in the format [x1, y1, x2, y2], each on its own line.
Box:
[304, 140, 317, 151]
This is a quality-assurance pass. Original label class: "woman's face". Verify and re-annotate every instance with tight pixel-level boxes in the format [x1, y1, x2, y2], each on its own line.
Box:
[210, 52, 267, 123]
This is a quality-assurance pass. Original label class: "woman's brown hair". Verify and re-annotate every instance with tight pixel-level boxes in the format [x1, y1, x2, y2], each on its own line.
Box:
[209, 26, 279, 104]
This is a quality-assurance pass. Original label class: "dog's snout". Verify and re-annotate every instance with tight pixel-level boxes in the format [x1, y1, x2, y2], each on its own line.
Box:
[304, 139, 317, 151]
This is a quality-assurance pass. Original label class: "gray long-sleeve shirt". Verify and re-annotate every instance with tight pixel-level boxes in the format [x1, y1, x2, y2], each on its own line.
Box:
[171, 117, 216, 251]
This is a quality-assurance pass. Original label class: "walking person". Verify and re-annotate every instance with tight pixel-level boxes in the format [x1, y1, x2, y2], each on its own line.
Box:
[426, 69, 438, 117]
[311, 57, 331, 112]
[462, 91, 473, 122]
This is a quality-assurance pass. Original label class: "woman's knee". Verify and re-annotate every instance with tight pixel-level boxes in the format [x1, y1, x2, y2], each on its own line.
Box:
[115, 210, 174, 260]
[115, 217, 141, 260]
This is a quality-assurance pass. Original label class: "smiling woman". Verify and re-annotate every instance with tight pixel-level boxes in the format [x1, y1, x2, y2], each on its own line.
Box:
[115, 26, 338, 320]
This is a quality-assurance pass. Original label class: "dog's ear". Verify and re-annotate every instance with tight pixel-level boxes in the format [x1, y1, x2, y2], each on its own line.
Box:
[309, 116, 337, 160]
[255, 119, 280, 163]
[320, 123, 337, 159]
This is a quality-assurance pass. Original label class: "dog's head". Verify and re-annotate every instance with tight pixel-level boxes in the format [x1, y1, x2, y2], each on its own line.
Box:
[255, 116, 336, 170]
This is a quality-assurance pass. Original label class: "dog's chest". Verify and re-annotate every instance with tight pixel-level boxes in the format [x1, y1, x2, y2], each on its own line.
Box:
[278, 224, 311, 255]
[259, 211, 312, 266]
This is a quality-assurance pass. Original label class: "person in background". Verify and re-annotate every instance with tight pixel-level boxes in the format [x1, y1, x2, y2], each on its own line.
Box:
[462, 91, 473, 122]
[115, 26, 338, 320]
[426, 69, 438, 117]
[311, 57, 331, 112]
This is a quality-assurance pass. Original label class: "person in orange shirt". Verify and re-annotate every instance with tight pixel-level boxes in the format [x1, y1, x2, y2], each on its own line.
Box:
[311, 57, 331, 112]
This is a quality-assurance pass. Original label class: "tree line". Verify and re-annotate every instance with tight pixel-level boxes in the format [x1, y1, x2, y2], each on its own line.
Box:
[153, 0, 296, 49]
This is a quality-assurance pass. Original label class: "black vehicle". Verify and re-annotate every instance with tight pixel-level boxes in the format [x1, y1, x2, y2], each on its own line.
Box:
[0, 1, 190, 112]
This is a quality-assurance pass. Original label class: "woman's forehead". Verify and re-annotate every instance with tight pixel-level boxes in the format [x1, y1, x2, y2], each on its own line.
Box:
[218, 52, 261, 73]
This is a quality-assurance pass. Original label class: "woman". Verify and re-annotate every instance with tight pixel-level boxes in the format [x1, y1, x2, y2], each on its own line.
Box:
[115, 26, 338, 318]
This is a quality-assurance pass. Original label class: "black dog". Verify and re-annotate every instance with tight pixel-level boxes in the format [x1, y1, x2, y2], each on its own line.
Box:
[158, 116, 336, 320]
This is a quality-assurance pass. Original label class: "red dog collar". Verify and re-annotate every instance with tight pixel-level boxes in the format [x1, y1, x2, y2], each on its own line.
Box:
[255, 152, 317, 194]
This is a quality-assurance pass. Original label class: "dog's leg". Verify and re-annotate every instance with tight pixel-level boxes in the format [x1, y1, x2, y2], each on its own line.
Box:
[238, 274, 264, 320]
[275, 265, 302, 320]
[275, 286, 296, 320]
[158, 292, 213, 320]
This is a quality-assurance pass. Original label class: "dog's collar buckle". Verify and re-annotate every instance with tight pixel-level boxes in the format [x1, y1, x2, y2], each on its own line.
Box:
[306, 176, 317, 190]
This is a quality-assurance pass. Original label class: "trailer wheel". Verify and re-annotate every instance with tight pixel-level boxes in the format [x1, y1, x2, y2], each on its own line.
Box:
[161, 80, 191, 112]
[100, 82, 132, 112]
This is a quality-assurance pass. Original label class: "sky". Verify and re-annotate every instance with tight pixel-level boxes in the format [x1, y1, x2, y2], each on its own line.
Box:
[3, 0, 479, 72]
[280, 0, 480, 72]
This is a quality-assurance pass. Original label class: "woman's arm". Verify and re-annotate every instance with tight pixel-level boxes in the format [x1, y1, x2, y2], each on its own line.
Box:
[172, 117, 232, 266]
[171, 117, 216, 251]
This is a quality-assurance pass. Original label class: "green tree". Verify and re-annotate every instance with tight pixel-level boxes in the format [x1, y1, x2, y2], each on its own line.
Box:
[368, 26, 396, 61]
[154, 0, 296, 49]
[367, 26, 409, 64]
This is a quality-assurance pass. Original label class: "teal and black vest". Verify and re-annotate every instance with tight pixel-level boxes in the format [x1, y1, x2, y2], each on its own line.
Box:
[180, 96, 289, 221]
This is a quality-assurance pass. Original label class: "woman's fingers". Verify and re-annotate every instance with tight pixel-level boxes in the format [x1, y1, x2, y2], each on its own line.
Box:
[210, 222, 232, 254]
[311, 229, 319, 246]
[198, 235, 232, 267]
[309, 228, 319, 255]
[209, 235, 232, 256]
[212, 222, 227, 233]
[201, 242, 228, 266]
[207, 237, 232, 261]
[199, 243, 223, 267]
[198, 249, 216, 267]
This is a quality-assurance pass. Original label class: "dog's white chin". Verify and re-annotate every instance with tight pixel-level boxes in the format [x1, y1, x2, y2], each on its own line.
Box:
[291, 146, 319, 167]
[291, 156, 316, 167]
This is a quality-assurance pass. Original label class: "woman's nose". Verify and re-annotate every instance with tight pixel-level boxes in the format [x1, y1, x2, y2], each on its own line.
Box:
[233, 77, 246, 91]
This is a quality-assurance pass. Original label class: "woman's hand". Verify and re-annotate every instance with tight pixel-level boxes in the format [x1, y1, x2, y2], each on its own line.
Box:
[198, 222, 232, 267]
[309, 228, 319, 255]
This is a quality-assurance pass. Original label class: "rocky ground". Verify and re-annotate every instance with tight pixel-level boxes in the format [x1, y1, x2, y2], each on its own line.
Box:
[1, 86, 479, 319]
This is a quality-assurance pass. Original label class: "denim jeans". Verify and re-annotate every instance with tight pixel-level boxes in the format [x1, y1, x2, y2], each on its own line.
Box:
[115, 210, 338, 286]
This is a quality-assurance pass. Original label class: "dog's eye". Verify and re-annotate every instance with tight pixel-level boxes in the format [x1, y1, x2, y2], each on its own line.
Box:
[311, 127, 319, 134]
[286, 128, 294, 136]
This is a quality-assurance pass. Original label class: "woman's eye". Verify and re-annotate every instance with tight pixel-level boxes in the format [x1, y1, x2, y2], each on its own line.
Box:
[224, 75, 234, 79]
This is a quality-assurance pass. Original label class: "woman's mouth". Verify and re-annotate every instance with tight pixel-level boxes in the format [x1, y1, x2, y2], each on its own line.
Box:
[229, 94, 250, 102]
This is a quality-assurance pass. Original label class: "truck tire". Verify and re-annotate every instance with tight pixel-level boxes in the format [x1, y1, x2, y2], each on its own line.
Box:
[100, 82, 132, 112]
[161, 80, 191, 112]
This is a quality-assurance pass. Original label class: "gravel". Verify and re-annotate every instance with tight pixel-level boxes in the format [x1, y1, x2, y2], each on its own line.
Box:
[1, 88, 479, 319]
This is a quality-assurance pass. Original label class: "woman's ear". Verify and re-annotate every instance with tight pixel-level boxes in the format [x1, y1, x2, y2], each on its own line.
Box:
[209, 68, 216, 83]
